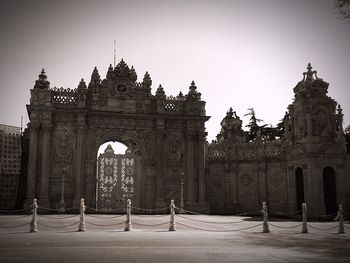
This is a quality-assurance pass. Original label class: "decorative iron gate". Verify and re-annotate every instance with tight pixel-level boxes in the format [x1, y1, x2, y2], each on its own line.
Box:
[97, 146, 138, 212]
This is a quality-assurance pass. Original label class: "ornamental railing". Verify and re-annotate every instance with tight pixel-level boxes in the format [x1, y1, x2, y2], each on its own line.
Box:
[51, 87, 78, 105]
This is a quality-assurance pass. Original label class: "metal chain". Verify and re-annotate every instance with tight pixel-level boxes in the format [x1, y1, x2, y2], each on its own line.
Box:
[270, 210, 302, 216]
[0, 208, 30, 213]
[175, 208, 202, 215]
[0, 213, 32, 220]
[132, 221, 169, 227]
[234, 210, 261, 216]
[0, 222, 30, 228]
[38, 214, 79, 220]
[307, 224, 339, 231]
[131, 206, 168, 212]
[85, 221, 125, 227]
[176, 222, 262, 232]
[37, 221, 80, 228]
[177, 214, 245, 224]
[133, 214, 169, 219]
[269, 223, 303, 229]
[343, 211, 350, 216]
[85, 214, 125, 219]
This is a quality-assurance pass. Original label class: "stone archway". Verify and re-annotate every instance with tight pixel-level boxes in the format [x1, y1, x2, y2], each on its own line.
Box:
[94, 132, 144, 212]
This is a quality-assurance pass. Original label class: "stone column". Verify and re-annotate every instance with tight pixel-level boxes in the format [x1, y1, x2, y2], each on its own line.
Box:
[185, 132, 195, 206]
[26, 122, 39, 206]
[39, 124, 52, 208]
[155, 131, 166, 207]
[230, 164, 238, 204]
[197, 132, 207, 204]
[73, 125, 85, 208]
[257, 162, 268, 204]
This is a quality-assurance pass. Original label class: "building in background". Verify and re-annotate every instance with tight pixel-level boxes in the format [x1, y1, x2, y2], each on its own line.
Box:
[0, 124, 21, 209]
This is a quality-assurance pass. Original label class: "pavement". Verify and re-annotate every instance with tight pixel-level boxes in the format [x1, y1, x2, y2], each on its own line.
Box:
[0, 214, 349, 263]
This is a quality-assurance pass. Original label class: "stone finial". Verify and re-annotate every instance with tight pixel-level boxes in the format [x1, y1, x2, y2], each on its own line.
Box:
[186, 80, 201, 101]
[303, 63, 318, 82]
[143, 71, 152, 87]
[90, 66, 101, 84]
[34, 68, 50, 89]
[129, 65, 137, 82]
[77, 78, 87, 90]
[155, 84, 166, 99]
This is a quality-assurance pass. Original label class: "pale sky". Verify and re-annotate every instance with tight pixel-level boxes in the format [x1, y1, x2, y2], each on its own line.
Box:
[0, 0, 349, 141]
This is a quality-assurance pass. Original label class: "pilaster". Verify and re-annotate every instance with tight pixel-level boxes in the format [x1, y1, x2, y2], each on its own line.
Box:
[25, 122, 39, 207]
[39, 123, 52, 208]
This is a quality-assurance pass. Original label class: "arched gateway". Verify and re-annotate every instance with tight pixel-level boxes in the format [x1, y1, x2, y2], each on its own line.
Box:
[26, 60, 210, 213]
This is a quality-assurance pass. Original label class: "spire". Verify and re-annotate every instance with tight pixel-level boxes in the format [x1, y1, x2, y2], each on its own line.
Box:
[114, 59, 130, 77]
[34, 68, 50, 89]
[106, 64, 114, 79]
[90, 66, 101, 84]
[113, 40, 116, 68]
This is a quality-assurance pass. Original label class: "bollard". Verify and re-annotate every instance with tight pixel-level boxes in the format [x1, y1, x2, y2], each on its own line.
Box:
[301, 203, 308, 234]
[77, 198, 86, 232]
[124, 199, 132, 231]
[30, 198, 38, 233]
[169, 199, 176, 231]
[262, 202, 270, 233]
[338, 204, 345, 234]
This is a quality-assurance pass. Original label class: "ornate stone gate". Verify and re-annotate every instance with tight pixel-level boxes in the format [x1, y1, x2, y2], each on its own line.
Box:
[26, 60, 210, 212]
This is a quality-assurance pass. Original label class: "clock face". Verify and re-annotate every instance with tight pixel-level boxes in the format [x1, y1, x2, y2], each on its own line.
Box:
[116, 84, 127, 93]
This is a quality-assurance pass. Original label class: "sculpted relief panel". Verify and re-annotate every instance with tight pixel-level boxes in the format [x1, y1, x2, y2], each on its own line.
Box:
[52, 126, 74, 178]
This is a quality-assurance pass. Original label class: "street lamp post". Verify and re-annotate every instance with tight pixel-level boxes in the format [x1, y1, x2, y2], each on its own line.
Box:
[58, 161, 67, 213]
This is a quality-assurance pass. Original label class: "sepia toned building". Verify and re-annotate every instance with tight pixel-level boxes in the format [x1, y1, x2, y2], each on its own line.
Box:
[25, 60, 209, 212]
[24, 60, 350, 216]
[0, 124, 22, 209]
[207, 64, 350, 216]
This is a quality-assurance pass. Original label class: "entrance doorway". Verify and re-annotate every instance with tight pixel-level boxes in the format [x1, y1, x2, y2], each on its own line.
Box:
[295, 167, 305, 211]
[96, 142, 140, 212]
[323, 166, 337, 215]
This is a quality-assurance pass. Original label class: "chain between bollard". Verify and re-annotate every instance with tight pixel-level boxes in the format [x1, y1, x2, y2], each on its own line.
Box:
[262, 202, 270, 233]
[124, 199, 132, 231]
[30, 198, 38, 233]
[169, 200, 176, 231]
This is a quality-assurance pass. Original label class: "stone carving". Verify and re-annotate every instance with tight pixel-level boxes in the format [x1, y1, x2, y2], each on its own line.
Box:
[240, 173, 254, 187]
[270, 174, 282, 187]
[166, 134, 183, 168]
[54, 127, 73, 164]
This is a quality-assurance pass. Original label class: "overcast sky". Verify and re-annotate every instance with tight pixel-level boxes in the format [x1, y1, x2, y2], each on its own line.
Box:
[0, 0, 349, 141]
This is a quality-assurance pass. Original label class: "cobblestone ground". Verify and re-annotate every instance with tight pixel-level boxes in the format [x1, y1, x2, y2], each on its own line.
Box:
[0, 214, 349, 263]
